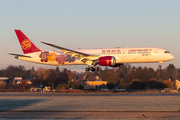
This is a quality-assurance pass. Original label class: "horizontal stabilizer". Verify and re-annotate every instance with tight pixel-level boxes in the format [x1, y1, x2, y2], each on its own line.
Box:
[8, 53, 31, 58]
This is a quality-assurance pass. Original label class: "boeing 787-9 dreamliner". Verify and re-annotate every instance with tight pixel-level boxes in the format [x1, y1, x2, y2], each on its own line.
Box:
[9, 30, 174, 71]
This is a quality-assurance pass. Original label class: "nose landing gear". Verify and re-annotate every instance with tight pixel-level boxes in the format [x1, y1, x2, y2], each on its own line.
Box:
[158, 65, 162, 69]
[158, 62, 163, 69]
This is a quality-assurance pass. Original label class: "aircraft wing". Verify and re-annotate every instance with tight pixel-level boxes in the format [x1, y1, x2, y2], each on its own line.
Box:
[41, 41, 98, 59]
[8, 53, 31, 58]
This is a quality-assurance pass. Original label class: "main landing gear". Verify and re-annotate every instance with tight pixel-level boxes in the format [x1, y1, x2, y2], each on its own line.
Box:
[85, 66, 99, 72]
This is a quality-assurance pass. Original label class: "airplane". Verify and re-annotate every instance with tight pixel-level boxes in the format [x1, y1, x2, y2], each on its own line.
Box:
[9, 30, 174, 72]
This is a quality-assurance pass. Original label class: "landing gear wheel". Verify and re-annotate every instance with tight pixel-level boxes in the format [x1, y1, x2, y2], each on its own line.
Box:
[158, 65, 162, 69]
[85, 68, 90, 71]
[95, 67, 99, 71]
[93, 62, 98, 66]
[90, 67, 95, 72]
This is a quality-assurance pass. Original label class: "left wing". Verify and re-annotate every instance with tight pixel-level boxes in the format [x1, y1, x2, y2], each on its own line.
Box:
[41, 41, 99, 62]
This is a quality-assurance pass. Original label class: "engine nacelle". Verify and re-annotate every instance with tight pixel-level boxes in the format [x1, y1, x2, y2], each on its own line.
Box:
[99, 56, 116, 66]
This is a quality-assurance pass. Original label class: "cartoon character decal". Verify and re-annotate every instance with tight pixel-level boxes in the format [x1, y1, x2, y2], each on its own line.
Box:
[56, 54, 67, 64]
[66, 55, 75, 62]
[47, 53, 57, 62]
[39, 51, 49, 62]
[39, 51, 77, 64]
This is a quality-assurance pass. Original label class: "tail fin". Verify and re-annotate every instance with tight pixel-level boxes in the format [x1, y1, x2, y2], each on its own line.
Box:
[15, 30, 41, 54]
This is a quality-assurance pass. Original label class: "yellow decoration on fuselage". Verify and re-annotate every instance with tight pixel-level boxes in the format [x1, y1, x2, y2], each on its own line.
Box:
[47, 53, 57, 61]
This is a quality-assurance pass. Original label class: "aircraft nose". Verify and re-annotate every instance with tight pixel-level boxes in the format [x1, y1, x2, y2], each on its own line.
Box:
[170, 54, 174, 60]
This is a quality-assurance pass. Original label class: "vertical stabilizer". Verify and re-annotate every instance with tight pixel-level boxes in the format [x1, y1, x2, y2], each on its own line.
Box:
[15, 30, 41, 54]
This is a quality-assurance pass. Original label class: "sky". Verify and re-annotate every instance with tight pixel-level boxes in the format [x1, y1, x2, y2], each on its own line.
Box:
[0, 0, 180, 72]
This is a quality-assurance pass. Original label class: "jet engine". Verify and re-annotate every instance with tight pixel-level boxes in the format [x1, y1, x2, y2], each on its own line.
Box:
[98, 56, 116, 66]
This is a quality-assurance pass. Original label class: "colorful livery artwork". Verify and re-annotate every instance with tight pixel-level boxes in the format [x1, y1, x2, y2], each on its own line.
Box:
[39, 51, 76, 64]
[9, 30, 174, 72]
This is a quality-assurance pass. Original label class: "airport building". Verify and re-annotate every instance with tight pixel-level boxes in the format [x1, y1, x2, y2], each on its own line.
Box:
[0, 77, 34, 85]
[0, 77, 9, 87]
[13, 77, 35, 85]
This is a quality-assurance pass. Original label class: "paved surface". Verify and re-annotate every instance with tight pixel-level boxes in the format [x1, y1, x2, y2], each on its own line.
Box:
[0, 111, 180, 119]
[0, 92, 180, 119]
[0, 92, 180, 96]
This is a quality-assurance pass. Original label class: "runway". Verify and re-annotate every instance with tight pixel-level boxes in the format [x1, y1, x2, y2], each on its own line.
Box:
[0, 111, 180, 119]
[0, 92, 180, 119]
[0, 92, 180, 96]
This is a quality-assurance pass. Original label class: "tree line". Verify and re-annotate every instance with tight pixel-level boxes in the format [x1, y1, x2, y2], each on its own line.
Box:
[0, 64, 178, 90]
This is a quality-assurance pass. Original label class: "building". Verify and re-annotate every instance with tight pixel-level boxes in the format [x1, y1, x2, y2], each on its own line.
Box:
[14, 77, 34, 85]
[0, 77, 9, 87]
[0, 77, 9, 81]
[173, 80, 180, 90]
[83, 76, 107, 90]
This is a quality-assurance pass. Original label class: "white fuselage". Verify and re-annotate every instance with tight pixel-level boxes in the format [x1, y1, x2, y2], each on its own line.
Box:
[17, 47, 174, 66]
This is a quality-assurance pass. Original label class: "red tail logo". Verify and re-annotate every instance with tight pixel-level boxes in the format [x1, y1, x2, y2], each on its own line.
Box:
[15, 30, 41, 54]
[21, 39, 32, 50]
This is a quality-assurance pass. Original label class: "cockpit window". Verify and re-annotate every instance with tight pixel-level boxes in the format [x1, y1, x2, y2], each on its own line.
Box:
[164, 51, 170, 53]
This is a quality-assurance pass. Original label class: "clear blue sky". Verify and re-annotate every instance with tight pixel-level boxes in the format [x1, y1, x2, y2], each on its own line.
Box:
[0, 0, 179, 71]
